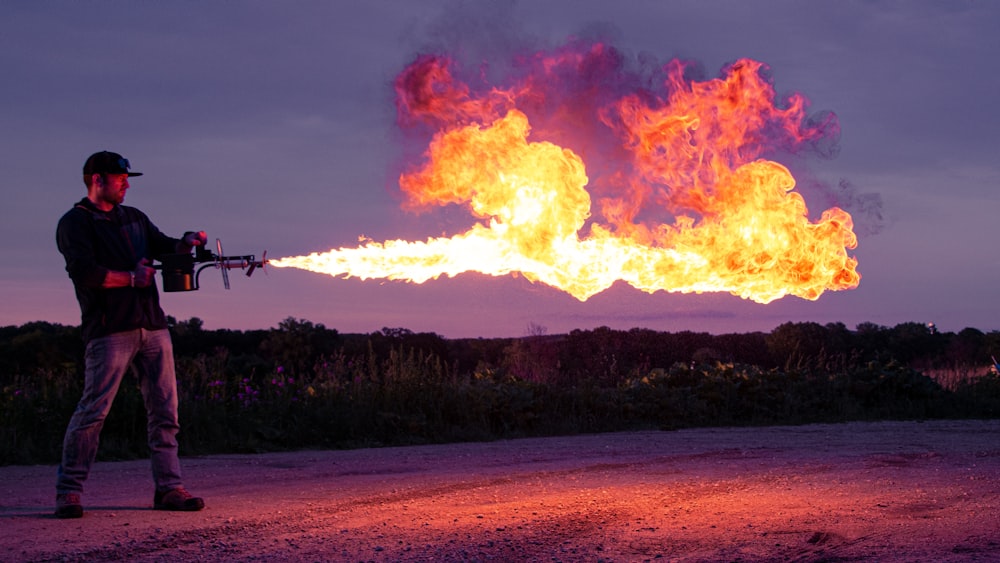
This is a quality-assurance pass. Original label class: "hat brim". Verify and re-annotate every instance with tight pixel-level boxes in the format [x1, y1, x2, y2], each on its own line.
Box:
[127, 172, 143, 177]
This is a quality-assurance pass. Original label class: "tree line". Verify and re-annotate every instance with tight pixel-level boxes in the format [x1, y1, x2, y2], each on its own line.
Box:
[1, 317, 997, 466]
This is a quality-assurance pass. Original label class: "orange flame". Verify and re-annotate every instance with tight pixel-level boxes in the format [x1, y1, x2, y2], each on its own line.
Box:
[271, 45, 859, 303]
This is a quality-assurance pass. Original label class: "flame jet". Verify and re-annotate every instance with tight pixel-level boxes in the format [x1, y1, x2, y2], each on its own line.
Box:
[271, 43, 860, 303]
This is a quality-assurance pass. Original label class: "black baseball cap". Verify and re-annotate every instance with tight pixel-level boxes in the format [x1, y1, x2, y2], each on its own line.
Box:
[83, 151, 143, 177]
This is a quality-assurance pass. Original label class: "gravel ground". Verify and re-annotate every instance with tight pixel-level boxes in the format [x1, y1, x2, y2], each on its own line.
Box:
[2, 419, 999, 562]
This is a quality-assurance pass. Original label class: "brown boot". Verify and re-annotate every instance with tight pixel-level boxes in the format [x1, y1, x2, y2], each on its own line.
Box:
[55, 493, 83, 519]
[153, 487, 205, 511]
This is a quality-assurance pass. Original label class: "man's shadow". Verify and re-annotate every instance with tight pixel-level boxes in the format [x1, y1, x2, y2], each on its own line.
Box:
[0, 504, 154, 518]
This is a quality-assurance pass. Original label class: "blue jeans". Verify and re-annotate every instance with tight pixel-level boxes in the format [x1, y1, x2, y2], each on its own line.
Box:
[56, 328, 184, 495]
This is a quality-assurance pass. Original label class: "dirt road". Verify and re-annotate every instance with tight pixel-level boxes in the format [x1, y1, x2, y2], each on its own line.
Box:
[2, 420, 998, 562]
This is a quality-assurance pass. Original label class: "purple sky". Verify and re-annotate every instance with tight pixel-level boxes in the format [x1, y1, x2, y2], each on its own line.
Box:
[2, 1, 998, 338]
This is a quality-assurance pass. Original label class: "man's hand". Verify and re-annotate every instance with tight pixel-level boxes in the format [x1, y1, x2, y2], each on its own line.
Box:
[132, 258, 157, 288]
[183, 231, 208, 247]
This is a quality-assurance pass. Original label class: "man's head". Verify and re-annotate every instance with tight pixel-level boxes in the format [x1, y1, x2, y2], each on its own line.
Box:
[83, 151, 143, 210]
[83, 151, 143, 183]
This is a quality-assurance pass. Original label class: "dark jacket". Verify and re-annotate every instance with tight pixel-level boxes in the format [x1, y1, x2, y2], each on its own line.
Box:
[56, 197, 181, 343]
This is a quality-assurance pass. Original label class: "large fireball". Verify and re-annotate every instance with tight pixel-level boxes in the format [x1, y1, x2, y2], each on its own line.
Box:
[271, 44, 859, 304]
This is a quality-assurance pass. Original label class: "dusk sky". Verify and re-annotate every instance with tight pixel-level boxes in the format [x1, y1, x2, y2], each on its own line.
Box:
[3, 1, 998, 339]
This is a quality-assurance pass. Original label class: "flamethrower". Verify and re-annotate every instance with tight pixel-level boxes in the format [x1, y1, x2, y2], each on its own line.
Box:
[155, 239, 268, 292]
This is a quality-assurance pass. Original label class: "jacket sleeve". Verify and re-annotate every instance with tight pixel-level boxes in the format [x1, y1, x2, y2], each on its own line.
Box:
[56, 210, 109, 288]
[129, 208, 181, 260]
[146, 218, 182, 259]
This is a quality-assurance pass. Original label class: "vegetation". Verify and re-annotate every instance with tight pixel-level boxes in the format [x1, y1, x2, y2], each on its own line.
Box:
[2, 318, 998, 466]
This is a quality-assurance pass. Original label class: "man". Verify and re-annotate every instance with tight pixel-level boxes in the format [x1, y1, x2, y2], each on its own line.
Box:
[54, 151, 206, 518]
